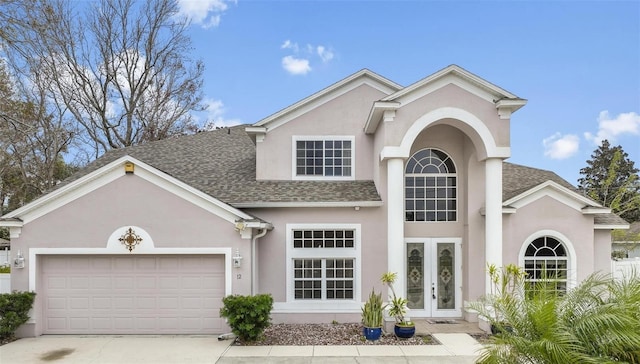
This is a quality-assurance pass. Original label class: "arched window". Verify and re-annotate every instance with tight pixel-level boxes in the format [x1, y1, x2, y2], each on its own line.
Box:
[405, 149, 457, 222]
[523, 236, 568, 293]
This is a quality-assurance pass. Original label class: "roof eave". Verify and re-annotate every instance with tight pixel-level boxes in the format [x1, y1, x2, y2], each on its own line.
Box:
[364, 101, 401, 134]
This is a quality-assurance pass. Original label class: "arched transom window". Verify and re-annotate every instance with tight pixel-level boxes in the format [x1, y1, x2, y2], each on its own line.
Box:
[405, 149, 457, 222]
[523, 236, 568, 293]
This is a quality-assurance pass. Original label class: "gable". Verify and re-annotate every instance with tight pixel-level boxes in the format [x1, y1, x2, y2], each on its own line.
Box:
[251, 69, 401, 133]
[1, 156, 261, 236]
[365, 65, 527, 134]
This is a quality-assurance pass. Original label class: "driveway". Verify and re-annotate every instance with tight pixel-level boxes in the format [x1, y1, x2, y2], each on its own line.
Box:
[0, 335, 231, 364]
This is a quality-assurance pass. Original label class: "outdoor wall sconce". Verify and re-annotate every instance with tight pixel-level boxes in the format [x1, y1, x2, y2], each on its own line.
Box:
[124, 162, 135, 174]
[233, 249, 243, 268]
[14, 250, 25, 269]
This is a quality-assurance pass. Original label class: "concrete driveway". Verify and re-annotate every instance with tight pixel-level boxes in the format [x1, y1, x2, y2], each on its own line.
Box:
[0, 335, 232, 364]
[0, 334, 482, 363]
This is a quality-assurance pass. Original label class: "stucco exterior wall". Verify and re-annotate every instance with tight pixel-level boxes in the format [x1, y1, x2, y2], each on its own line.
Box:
[255, 84, 387, 181]
[378, 84, 510, 154]
[245, 206, 387, 300]
[11, 175, 249, 336]
[503, 196, 595, 284]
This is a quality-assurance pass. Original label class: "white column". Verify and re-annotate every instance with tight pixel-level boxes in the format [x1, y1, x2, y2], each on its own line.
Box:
[485, 158, 503, 294]
[387, 158, 405, 297]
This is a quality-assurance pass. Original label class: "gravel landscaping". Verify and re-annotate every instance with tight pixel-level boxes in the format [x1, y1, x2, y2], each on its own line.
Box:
[234, 323, 436, 346]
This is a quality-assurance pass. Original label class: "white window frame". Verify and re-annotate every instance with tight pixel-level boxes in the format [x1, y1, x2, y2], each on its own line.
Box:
[518, 230, 578, 291]
[292, 136, 355, 181]
[404, 148, 458, 222]
[282, 223, 361, 311]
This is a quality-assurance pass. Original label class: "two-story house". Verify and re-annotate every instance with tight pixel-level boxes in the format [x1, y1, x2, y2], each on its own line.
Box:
[1, 65, 627, 337]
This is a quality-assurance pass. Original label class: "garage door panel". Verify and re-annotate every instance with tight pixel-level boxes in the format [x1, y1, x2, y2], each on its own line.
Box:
[42, 255, 225, 334]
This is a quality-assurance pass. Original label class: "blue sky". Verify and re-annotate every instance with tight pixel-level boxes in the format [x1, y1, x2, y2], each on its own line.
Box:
[177, 0, 639, 186]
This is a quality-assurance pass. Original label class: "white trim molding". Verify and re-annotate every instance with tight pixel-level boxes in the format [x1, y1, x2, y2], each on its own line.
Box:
[283, 223, 362, 311]
[380, 107, 509, 162]
[518, 230, 578, 290]
[504, 180, 606, 213]
[2, 156, 256, 226]
[291, 135, 356, 181]
[28, 247, 234, 295]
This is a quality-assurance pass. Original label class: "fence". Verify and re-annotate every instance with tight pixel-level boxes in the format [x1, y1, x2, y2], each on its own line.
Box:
[611, 258, 640, 281]
[0, 248, 10, 293]
[0, 248, 10, 266]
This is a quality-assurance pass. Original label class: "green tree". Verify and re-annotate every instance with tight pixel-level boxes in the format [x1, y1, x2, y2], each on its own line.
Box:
[578, 140, 640, 222]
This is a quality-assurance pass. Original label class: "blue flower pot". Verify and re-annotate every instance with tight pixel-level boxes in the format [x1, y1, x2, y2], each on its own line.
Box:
[394, 324, 415, 338]
[363, 327, 382, 341]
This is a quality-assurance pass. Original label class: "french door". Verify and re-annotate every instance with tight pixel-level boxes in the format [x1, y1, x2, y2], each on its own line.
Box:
[405, 238, 462, 318]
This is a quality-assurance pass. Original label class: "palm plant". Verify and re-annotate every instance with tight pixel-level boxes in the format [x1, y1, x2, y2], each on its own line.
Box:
[469, 268, 640, 363]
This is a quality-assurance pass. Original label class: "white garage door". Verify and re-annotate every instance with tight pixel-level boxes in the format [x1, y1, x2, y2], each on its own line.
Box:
[41, 255, 225, 334]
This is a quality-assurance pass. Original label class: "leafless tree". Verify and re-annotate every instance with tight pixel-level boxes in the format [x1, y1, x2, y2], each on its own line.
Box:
[3, 0, 205, 158]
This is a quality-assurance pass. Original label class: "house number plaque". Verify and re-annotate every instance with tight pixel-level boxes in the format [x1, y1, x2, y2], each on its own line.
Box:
[119, 227, 142, 252]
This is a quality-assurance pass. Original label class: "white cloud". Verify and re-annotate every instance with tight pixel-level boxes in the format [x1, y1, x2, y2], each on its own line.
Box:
[201, 97, 241, 128]
[280, 40, 335, 75]
[543, 133, 580, 160]
[584, 110, 640, 145]
[176, 0, 230, 29]
[281, 56, 311, 75]
[281, 40, 299, 52]
[317, 46, 334, 63]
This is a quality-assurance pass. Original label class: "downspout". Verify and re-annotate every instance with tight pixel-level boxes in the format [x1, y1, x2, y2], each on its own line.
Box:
[251, 228, 268, 295]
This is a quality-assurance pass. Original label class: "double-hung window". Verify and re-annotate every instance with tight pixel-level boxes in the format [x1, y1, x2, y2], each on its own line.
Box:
[286, 224, 360, 303]
[293, 136, 355, 180]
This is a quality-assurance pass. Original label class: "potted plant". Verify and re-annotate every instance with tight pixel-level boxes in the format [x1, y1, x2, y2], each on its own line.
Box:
[381, 272, 415, 338]
[361, 289, 384, 340]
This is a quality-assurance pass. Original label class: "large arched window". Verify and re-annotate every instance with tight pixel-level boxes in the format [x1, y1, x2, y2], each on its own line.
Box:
[523, 236, 568, 293]
[405, 149, 457, 222]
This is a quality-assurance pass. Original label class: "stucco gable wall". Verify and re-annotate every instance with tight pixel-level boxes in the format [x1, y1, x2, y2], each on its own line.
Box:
[10, 175, 244, 295]
[503, 196, 595, 283]
[379, 83, 509, 155]
[256, 84, 387, 180]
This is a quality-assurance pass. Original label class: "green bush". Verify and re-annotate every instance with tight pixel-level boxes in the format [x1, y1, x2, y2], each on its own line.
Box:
[0, 265, 10, 274]
[220, 294, 273, 342]
[0, 291, 36, 339]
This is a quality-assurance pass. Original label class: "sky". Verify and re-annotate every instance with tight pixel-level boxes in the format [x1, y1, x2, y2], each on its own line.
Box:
[176, 0, 639, 186]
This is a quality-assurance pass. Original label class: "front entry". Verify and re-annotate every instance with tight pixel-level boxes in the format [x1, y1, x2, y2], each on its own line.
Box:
[405, 238, 462, 318]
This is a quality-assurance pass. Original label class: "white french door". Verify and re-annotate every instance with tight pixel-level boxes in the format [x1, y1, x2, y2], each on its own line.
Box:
[405, 238, 462, 318]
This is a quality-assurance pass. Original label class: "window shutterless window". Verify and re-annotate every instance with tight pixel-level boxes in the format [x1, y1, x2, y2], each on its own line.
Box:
[405, 148, 457, 222]
[523, 236, 568, 294]
[287, 225, 360, 303]
[293, 136, 354, 180]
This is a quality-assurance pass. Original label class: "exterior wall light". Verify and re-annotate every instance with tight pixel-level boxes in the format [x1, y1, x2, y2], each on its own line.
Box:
[233, 249, 243, 268]
[14, 250, 25, 269]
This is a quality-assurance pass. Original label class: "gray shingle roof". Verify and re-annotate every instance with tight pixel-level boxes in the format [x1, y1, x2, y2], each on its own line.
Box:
[60, 126, 381, 205]
[594, 213, 629, 226]
[57, 125, 619, 232]
[502, 162, 578, 201]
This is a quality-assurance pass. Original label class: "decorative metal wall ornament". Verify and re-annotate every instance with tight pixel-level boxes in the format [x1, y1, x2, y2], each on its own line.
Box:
[119, 227, 143, 252]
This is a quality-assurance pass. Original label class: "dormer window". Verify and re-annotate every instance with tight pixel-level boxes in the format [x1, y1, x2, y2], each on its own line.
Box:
[293, 136, 355, 180]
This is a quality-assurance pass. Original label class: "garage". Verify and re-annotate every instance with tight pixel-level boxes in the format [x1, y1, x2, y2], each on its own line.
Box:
[41, 255, 225, 334]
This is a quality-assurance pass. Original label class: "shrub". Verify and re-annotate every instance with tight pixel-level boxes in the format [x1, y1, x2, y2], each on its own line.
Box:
[0, 265, 9, 274]
[0, 291, 36, 339]
[220, 294, 273, 342]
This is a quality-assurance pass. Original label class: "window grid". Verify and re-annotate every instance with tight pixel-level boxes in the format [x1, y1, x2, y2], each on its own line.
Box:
[293, 229, 355, 249]
[293, 258, 354, 300]
[524, 237, 568, 294]
[295, 139, 352, 177]
[405, 149, 457, 222]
